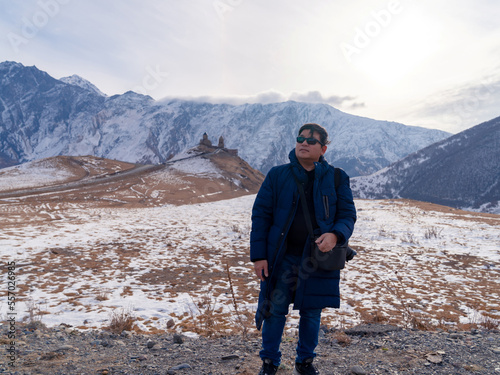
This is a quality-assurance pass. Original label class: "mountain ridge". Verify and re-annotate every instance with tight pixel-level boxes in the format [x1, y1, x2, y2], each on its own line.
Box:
[0, 61, 450, 176]
[351, 116, 500, 214]
[59, 74, 106, 96]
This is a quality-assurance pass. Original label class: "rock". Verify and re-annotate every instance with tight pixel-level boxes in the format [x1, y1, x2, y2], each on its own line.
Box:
[100, 340, 113, 347]
[166, 318, 175, 329]
[146, 340, 156, 348]
[150, 343, 162, 350]
[464, 364, 484, 371]
[351, 365, 368, 374]
[120, 330, 132, 338]
[425, 353, 443, 364]
[221, 354, 239, 360]
[173, 334, 184, 344]
[345, 324, 401, 336]
[40, 351, 64, 360]
[169, 363, 191, 370]
[56, 345, 76, 352]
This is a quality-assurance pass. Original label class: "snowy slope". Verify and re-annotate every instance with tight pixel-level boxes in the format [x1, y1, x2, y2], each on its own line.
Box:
[59, 74, 106, 96]
[0, 158, 77, 191]
[351, 116, 500, 214]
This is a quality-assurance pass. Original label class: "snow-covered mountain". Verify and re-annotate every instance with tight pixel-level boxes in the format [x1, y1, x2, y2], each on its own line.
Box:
[0, 61, 450, 176]
[351, 116, 500, 214]
[59, 74, 106, 96]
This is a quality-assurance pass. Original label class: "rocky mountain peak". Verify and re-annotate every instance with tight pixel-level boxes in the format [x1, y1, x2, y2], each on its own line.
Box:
[59, 74, 106, 96]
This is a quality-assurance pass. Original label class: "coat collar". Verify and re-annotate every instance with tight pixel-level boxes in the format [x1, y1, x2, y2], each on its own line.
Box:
[288, 149, 329, 182]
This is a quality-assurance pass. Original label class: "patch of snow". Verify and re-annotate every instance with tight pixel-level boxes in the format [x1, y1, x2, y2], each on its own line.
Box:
[0, 159, 76, 191]
[170, 157, 222, 177]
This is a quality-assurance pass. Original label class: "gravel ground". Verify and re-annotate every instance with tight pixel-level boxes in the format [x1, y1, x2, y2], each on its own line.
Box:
[2, 323, 500, 374]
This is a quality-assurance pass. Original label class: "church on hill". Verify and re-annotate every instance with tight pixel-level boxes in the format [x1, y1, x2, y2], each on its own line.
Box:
[199, 133, 238, 156]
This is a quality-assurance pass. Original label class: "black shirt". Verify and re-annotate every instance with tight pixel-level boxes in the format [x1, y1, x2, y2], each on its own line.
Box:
[286, 169, 318, 256]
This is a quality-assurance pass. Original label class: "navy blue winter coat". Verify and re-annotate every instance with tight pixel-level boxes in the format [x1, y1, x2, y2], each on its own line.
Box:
[250, 150, 357, 329]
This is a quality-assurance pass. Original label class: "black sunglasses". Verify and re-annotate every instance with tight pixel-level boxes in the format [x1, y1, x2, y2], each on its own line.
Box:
[296, 136, 324, 146]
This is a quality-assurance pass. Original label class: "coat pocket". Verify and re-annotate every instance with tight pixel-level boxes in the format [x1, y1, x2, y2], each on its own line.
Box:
[320, 187, 336, 221]
[322, 195, 329, 219]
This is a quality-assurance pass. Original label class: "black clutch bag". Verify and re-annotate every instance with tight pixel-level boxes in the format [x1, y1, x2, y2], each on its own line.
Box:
[312, 239, 347, 270]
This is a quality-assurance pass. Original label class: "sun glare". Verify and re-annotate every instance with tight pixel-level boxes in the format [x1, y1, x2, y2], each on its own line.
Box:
[352, 7, 442, 87]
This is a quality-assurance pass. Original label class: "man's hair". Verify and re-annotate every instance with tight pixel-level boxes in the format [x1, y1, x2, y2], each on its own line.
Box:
[298, 123, 330, 146]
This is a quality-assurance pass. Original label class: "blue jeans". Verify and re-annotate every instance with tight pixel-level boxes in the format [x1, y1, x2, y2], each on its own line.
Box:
[260, 254, 322, 366]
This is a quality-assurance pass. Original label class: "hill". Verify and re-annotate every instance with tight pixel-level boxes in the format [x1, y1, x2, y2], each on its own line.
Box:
[351, 116, 500, 214]
[0, 155, 136, 193]
[0, 146, 264, 214]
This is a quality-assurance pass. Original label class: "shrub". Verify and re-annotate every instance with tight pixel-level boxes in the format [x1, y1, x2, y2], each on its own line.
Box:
[107, 307, 136, 334]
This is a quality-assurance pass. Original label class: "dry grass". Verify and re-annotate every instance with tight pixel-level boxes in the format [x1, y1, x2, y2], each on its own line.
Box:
[185, 288, 223, 337]
[1, 159, 498, 336]
[95, 289, 111, 301]
[106, 307, 136, 334]
[378, 271, 431, 330]
[332, 331, 352, 347]
[21, 299, 47, 331]
[225, 262, 253, 339]
[424, 226, 443, 239]
[178, 264, 257, 338]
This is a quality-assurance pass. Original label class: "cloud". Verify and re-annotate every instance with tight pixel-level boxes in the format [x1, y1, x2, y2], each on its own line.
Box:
[289, 91, 359, 106]
[159, 91, 285, 106]
[399, 72, 500, 132]
[160, 90, 364, 108]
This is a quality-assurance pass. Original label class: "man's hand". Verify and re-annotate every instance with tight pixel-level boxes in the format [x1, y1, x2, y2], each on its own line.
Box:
[315, 232, 338, 252]
[254, 260, 269, 282]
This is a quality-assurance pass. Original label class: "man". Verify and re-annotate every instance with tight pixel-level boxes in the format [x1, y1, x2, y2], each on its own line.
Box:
[250, 123, 357, 375]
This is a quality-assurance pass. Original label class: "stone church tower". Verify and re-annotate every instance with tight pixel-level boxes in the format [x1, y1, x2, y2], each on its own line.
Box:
[200, 132, 212, 147]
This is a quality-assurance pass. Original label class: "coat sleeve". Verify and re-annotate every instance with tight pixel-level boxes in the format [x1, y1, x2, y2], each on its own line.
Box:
[250, 170, 275, 262]
[333, 169, 357, 245]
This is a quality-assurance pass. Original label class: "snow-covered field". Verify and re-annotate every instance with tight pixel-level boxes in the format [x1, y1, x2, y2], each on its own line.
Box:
[1, 195, 499, 336]
[0, 160, 77, 192]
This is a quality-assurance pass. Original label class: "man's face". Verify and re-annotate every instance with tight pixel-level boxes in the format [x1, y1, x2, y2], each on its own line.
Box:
[295, 129, 327, 164]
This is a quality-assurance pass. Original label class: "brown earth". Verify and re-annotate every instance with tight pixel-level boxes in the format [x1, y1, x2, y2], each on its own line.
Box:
[0, 148, 265, 227]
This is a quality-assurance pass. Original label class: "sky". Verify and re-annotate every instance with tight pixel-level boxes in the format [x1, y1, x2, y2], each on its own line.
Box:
[1, 0, 499, 133]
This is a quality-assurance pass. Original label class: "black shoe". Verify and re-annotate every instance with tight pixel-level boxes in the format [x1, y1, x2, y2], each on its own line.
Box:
[258, 358, 278, 375]
[294, 357, 319, 375]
